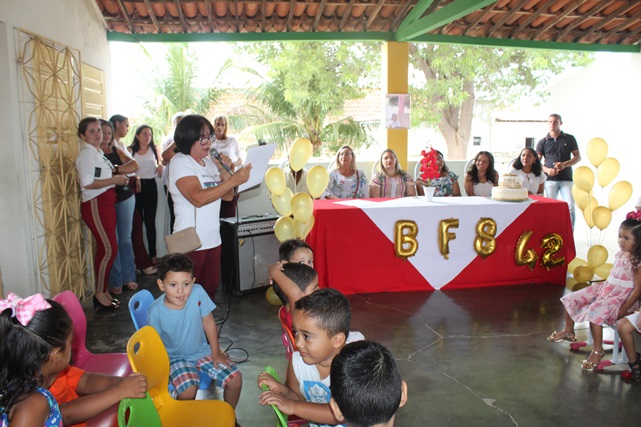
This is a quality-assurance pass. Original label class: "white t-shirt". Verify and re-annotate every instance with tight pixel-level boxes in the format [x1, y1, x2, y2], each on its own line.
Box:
[508, 167, 546, 194]
[75, 142, 114, 202]
[168, 153, 223, 250]
[161, 135, 174, 186]
[133, 149, 158, 179]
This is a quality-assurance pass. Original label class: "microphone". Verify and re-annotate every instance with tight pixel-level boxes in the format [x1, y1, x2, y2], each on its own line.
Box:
[210, 148, 234, 175]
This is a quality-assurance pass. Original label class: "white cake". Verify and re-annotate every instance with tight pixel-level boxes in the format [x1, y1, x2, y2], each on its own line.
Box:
[491, 174, 529, 201]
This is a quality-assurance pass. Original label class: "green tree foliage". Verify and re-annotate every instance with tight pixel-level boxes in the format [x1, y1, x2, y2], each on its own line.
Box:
[138, 43, 229, 138]
[409, 44, 593, 159]
[230, 42, 380, 155]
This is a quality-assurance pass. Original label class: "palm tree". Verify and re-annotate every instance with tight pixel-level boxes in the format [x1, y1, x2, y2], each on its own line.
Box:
[138, 43, 230, 137]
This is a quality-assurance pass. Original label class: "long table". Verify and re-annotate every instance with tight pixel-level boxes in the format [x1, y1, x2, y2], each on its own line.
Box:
[307, 196, 575, 294]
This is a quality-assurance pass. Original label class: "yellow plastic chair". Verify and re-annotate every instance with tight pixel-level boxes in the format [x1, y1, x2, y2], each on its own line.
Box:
[126, 326, 236, 427]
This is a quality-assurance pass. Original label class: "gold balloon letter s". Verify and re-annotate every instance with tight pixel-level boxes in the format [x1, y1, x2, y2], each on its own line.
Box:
[474, 218, 497, 258]
[394, 220, 418, 259]
[540, 233, 565, 270]
[515, 230, 538, 270]
[439, 219, 459, 260]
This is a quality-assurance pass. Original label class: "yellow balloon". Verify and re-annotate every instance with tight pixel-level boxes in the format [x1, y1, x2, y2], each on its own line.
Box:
[577, 194, 598, 211]
[596, 157, 619, 188]
[583, 205, 596, 228]
[306, 165, 330, 199]
[609, 180, 633, 211]
[274, 216, 296, 242]
[567, 257, 587, 273]
[289, 137, 313, 172]
[304, 214, 315, 238]
[295, 215, 315, 239]
[265, 286, 282, 306]
[572, 185, 589, 209]
[291, 192, 314, 223]
[587, 244, 608, 268]
[595, 262, 613, 279]
[565, 277, 578, 290]
[592, 206, 612, 231]
[271, 187, 293, 217]
[573, 166, 595, 193]
[265, 167, 286, 196]
[586, 137, 608, 167]
[573, 265, 594, 283]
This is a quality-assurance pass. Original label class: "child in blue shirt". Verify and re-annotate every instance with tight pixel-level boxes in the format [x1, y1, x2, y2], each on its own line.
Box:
[147, 253, 242, 409]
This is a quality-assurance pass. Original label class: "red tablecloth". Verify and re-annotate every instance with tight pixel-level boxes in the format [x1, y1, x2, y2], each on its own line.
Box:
[307, 196, 575, 294]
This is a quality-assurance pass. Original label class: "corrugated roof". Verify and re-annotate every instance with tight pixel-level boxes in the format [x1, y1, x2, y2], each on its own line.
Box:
[94, 0, 641, 50]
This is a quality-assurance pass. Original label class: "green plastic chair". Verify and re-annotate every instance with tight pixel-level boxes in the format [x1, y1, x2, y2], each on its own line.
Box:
[118, 393, 161, 427]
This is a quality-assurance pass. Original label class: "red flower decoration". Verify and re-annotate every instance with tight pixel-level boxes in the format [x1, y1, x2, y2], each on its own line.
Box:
[626, 211, 641, 222]
[419, 147, 441, 183]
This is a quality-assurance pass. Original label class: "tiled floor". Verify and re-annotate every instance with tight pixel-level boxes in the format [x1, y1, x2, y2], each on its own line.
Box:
[85, 276, 641, 426]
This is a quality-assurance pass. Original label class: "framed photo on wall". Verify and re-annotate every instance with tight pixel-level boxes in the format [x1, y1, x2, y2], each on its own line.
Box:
[385, 94, 411, 129]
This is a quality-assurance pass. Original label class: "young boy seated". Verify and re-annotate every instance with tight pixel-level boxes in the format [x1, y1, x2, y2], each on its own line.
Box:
[147, 253, 242, 409]
[330, 341, 408, 427]
[258, 288, 363, 426]
[49, 366, 147, 427]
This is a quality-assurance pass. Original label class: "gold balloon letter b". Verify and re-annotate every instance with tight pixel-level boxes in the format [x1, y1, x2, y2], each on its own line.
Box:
[439, 219, 459, 260]
[474, 218, 497, 258]
[394, 220, 418, 259]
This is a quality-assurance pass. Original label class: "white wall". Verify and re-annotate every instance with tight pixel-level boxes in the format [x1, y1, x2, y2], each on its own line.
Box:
[0, 0, 111, 296]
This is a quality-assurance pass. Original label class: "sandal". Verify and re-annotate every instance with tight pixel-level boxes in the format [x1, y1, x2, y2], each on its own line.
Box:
[125, 281, 139, 291]
[581, 350, 604, 372]
[546, 330, 577, 342]
[142, 265, 158, 275]
[628, 353, 641, 383]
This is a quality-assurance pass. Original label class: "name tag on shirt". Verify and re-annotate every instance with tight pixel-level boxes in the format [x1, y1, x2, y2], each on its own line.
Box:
[94, 167, 101, 178]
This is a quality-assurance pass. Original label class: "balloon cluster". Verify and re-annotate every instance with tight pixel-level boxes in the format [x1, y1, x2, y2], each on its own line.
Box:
[265, 137, 329, 243]
[567, 137, 633, 290]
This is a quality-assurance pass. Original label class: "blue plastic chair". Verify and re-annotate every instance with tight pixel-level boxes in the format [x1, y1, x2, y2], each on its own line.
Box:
[127, 290, 213, 391]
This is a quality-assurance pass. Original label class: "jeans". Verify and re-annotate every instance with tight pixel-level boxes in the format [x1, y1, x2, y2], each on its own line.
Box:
[544, 180, 575, 228]
[109, 195, 136, 288]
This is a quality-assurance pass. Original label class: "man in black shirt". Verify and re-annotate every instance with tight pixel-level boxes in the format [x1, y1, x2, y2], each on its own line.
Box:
[536, 114, 581, 227]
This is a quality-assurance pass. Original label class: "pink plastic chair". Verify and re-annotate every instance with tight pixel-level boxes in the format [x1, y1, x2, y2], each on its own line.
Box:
[52, 291, 131, 377]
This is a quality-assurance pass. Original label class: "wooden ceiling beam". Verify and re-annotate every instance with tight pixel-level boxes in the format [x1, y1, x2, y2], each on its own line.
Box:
[262, 0, 267, 31]
[595, 7, 641, 43]
[390, 0, 416, 32]
[312, 0, 327, 31]
[234, 0, 241, 32]
[174, 0, 189, 32]
[142, 0, 161, 33]
[577, 2, 632, 41]
[339, 0, 358, 31]
[205, 0, 215, 32]
[619, 24, 641, 44]
[365, 0, 388, 30]
[462, 0, 496, 36]
[531, 0, 586, 37]
[287, 0, 296, 31]
[508, 0, 555, 38]
[556, 2, 609, 41]
[115, 0, 135, 33]
[487, 0, 529, 38]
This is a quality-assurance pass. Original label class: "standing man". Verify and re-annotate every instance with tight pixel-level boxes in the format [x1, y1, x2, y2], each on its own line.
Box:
[536, 114, 581, 227]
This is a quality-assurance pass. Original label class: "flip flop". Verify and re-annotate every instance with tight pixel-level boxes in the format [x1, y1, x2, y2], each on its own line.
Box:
[125, 281, 139, 291]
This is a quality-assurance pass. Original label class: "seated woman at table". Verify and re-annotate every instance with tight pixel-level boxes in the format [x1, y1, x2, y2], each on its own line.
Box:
[464, 151, 498, 197]
[415, 150, 460, 197]
[369, 149, 415, 198]
[507, 147, 546, 195]
[322, 145, 369, 199]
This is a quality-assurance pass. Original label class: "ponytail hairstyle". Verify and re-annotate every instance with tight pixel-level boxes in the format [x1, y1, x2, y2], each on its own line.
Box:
[623, 211, 641, 272]
[0, 298, 72, 416]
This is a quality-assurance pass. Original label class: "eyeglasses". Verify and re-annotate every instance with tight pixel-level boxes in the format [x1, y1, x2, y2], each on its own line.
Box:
[198, 133, 216, 146]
